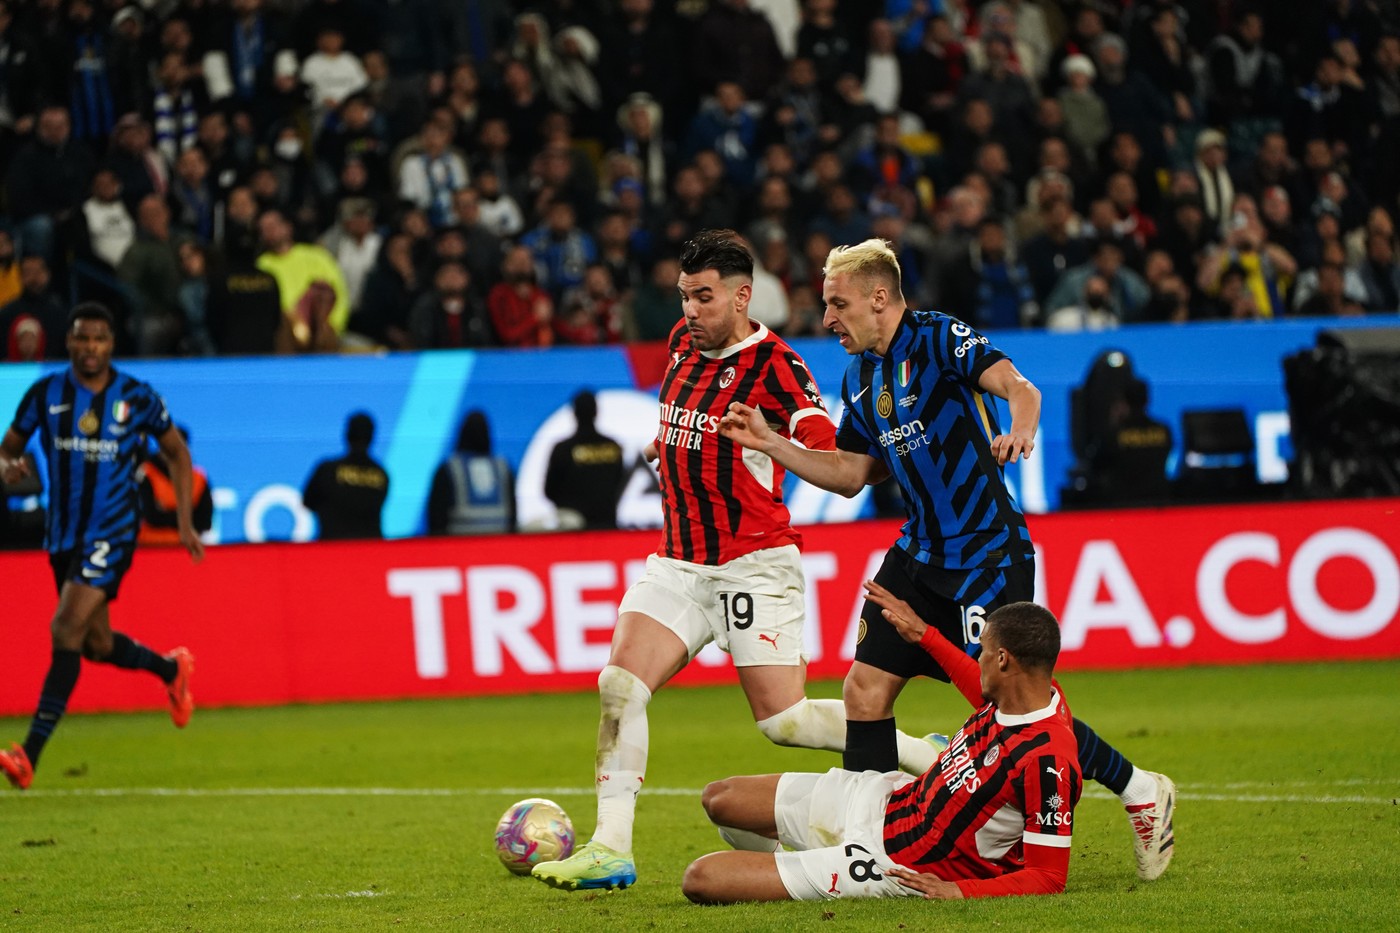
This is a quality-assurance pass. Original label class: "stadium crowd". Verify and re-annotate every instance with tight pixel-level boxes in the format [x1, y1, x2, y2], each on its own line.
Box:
[0, 0, 1398, 362]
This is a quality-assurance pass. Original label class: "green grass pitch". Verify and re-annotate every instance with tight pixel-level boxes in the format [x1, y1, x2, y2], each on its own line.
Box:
[2, 660, 1397, 932]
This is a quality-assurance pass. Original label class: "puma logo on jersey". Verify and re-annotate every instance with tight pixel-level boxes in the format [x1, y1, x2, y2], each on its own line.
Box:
[828, 872, 840, 894]
[1045, 766, 1066, 780]
[758, 633, 780, 649]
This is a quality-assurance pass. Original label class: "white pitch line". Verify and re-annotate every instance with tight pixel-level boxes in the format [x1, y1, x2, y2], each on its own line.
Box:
[3, 784, 1397, 805]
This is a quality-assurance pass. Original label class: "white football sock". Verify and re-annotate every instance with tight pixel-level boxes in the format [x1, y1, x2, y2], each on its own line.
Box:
[717, 825, 781, 852]
[591, 665, 651, 853]
[896, 730, 942, 776]
[755, 697, 943, 776]
[1120, 767, 1158, 807]
[755, 697, 845, 751]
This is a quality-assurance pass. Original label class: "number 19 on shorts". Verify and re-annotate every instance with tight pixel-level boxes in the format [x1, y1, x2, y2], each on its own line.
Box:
[719, 592, 754, 630]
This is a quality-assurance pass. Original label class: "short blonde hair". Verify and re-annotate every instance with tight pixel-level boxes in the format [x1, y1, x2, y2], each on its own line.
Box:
[823, 238, 904, 299]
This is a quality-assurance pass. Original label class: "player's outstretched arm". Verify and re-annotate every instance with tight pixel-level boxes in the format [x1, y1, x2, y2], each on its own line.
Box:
[156, 425, 205, 563]
[978, 359, 1040, 466]
[719, 402, 880, 497]
[1, 428, 31, 484]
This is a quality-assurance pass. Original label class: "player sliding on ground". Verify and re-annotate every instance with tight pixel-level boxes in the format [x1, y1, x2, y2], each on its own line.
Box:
[531, 231, 943, 893]
[683, 595, 1080, 904]
[719, 238, 1175, 881]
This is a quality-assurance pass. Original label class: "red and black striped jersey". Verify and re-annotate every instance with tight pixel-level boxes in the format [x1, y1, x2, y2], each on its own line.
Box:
[882, 628, 1082, 896]
[655, 320, 834, 565]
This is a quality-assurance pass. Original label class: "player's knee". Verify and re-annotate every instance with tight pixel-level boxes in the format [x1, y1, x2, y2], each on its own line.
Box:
[49, 612, 86, 649]
[700, 778, 737, 824]
[597, 664, 650, 717]
[682, 853, 725, 904]
[843, 673, 895, 720]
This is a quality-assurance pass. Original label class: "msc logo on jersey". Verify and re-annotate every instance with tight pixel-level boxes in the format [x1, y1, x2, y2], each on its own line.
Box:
[719, 366, 736, 388]
[876, 387, 894, 418]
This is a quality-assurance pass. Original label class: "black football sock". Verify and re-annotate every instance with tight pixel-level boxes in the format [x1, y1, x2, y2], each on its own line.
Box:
[100, 633, 177, 682]
[844, 718, 899, 772]
[22, 649, 82, 767]
[1073, 717, 1134, 795]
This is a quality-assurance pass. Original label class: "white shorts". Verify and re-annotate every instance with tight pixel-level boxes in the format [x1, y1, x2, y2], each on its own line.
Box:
[616, 545, 807, 667]
[773, 767, 918, 900]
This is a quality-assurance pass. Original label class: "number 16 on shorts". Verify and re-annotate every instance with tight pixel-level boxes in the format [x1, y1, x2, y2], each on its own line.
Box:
[962, 604, 986, 649]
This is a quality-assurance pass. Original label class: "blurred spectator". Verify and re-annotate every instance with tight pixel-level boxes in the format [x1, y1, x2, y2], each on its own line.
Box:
[685, 82, 760, 189]
[0, 230, 19, 308]
[426, 410, 515, 536]
[1295, 261, 1365, 316]
[1156, 195, 1214, 291]
[1287, 53, 1366, 159]
[899, 14, 966, 138]
[1358, 229, 1400, 312]
[758, 56, 825, 169]
[4, 314, 43, 362]
[104, 114, 166, 217]
[1292, 240, 1368, 313]
[850, 113, 921, 200]
[318, 198, 380, 315]
[5, 106, 94, 262]
[655, 165, 727, 257]
[1022, 195, 1092, 304]
[1047, 237, 1150, 323]
[1045, 271, 1120, 333]
[540, 26, 603, 139]
[81, 169, 137, 272]
[940, 217, 1037, 330]
[520, 200, 597, 301]
[206, 190, 284, 355]
[66, 0, 119, 147]
[299, 26, 367, 121]
[352, 233, 420, 350]
[595, 210, 642, 298]
[1104, 171, 1156, 252]
[1057, 54, 1108, 167]
[863, 18, 902, 115]
[177, 241, 216, 356]
[1205, 10, 1286, 126]
[1239, 131, 1302, 203]
[397, 120, 470, 229]
[1093, 33, 1173, 166]
[119, 196, 189, 356]
[1192, 129, 1235, 237]
[303, 411, 389, 540]
[693, 0, 785, 102]
[0, 257, 65, 359]
[614, 92, 670, 209]
[797, 0, 858, 93]
[494, 58, 551, 166]
[470, 167, 525, 240]
[1134, 6, 1196, 129]
[598, 0, 679, 120]
[959, 33, 1037, 145]
[255, 208, 350, 340]
[168, 148, 217, 243]
[488, 243, 554, 347]
[623, 254, 681, 341]
[148, 52, 206, 169]
[808, 184, 872, 251]
[1144, 273, 1193, 323]
[0, 1, 40, 167]
[556, 264, 623, 345]
[138, 426, 213, 545]
[1196, 195, 1297, 319]
[408, 260, 491, 349]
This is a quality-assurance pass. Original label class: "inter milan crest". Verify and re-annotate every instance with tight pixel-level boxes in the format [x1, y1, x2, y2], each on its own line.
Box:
[77, 410, 100, 436]
[719, 366, 736, 388]
[876, 387, 894, 418]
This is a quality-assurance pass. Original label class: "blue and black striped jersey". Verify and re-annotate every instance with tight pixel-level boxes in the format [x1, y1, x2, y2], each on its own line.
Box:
[10, 368, 173, 553]
[836, 309, 1033, 571]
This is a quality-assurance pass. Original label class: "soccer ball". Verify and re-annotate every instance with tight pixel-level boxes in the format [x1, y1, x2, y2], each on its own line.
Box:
[494, 798, 575, 875]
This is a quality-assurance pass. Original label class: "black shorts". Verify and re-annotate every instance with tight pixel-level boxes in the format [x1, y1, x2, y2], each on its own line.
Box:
[854, 546, 1035, 681]
[50, 539, 136, 602]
